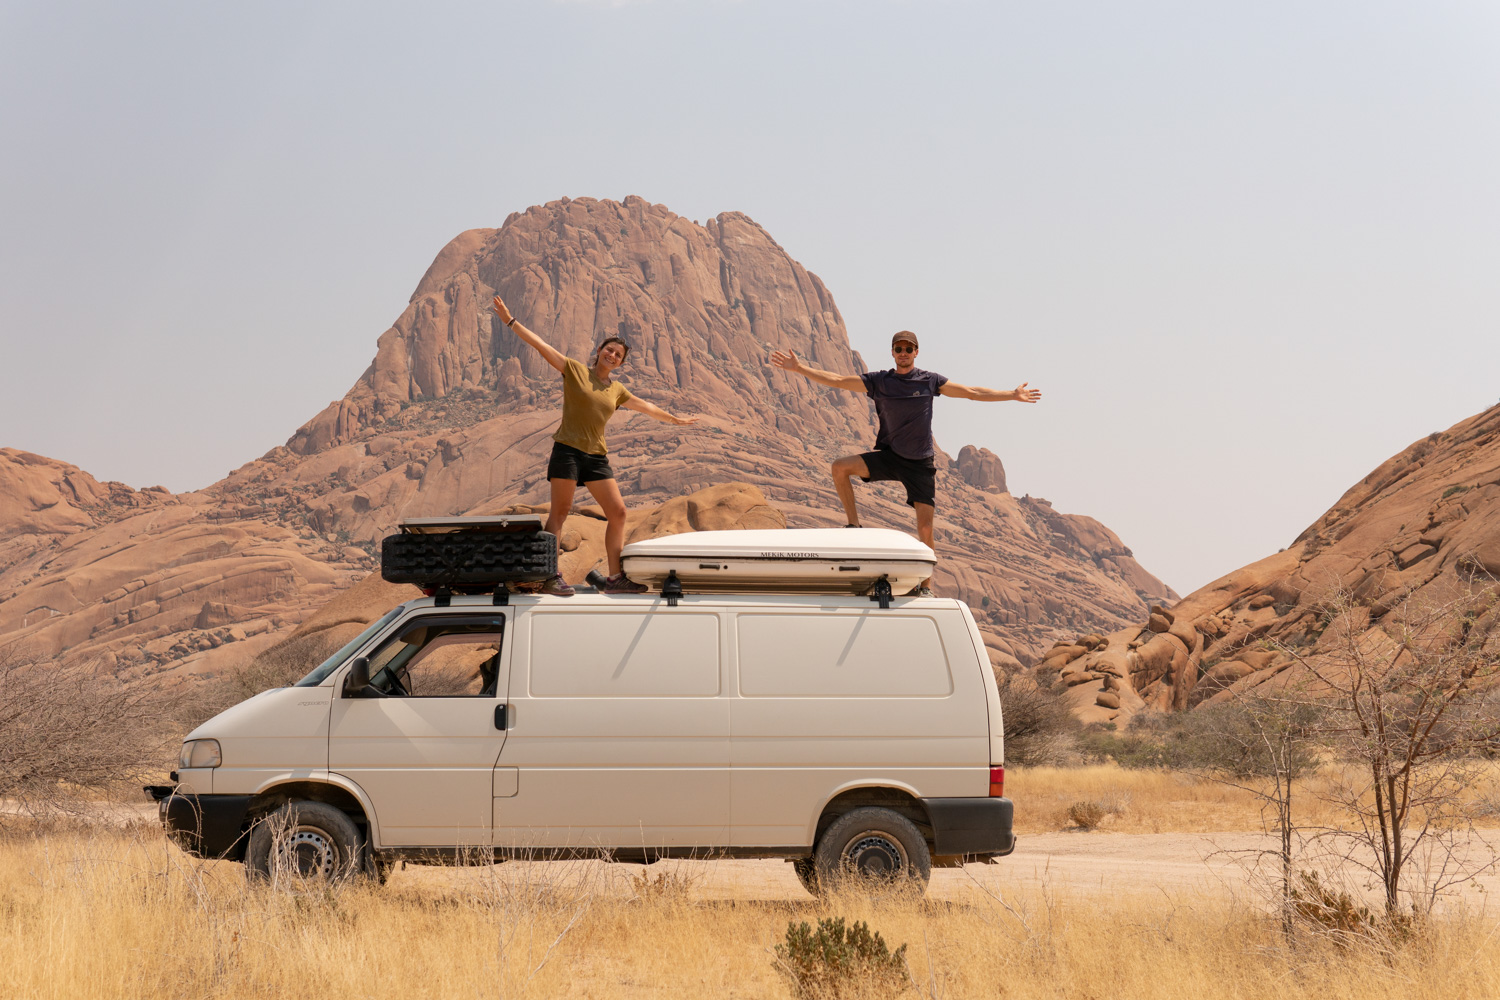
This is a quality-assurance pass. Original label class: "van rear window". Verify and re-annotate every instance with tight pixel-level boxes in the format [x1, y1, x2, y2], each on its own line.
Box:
[737, 613, 952, 697]
[529, 612, 720, 697]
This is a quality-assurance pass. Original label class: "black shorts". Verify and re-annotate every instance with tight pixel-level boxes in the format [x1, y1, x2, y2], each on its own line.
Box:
[860, 449, 936, 508]
[547, 441, 615, 484]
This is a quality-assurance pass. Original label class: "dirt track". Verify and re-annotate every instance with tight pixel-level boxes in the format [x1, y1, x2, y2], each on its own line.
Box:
[391, 832, 1298, 903]
[594, 832, 1277, 903]
[389, 828, 1500, 914]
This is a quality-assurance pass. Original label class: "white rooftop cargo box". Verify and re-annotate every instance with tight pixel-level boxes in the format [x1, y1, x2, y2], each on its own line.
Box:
[620, 528, 935, 596]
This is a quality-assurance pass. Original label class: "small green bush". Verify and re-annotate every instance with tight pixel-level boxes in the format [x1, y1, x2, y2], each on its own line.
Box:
[1080, 701, 1323, 775]
[774, 917, 909, 999]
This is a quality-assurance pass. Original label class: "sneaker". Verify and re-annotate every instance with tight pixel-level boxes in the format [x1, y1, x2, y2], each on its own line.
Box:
[540, 574, 575, 597]
[904, 585, 934, 597]
[844, 523, 861, 528]
[602, 573, 648, 594]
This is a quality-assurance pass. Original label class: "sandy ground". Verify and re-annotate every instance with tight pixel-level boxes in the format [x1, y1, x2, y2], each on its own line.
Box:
[389, 829, 1500, 914]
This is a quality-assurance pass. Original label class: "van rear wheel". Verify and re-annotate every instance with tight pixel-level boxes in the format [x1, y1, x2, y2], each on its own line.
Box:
[813, 806, 932, 893]
[246, 800, 362, 885]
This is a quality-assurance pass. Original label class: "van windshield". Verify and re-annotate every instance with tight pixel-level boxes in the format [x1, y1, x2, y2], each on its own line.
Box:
[293, 609, 403, 687]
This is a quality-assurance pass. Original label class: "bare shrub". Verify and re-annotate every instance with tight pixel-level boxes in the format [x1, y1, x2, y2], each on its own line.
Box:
[999, 673, 1082, 765]
[0, 643, 179, 818]
[1066, 801, 1106, 830]
[1065, 793, 1129, 830]
[1281, 587, 1500, 917]
[1288, 871, 1375, 938]
[627, 865, 700, 904]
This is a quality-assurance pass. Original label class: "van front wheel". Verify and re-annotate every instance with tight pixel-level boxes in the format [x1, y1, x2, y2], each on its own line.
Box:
[246, 800, 362, 885]
[813, 806, 932, 892]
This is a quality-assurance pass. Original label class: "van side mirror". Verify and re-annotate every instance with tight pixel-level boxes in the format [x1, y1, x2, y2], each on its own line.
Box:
[343, 657, 373, 697]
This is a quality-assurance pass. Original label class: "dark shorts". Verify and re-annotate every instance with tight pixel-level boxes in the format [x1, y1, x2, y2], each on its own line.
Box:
[547, 441, 615, 484]
[860, 449, 936, 508]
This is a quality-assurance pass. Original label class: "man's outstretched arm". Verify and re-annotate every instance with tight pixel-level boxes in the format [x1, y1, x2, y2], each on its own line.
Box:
[769, 350, 867, 393]
[940, 381, 1042, 403]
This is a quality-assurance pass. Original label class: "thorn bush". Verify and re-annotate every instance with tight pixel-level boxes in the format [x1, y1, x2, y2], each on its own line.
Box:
[773, 916, 909, 999]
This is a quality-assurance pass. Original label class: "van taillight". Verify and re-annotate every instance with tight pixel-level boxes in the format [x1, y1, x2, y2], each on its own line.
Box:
[989, 766, 1005, 798]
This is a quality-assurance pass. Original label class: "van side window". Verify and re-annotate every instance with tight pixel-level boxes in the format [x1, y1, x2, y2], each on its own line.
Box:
[529, 612, 720, 697]
[365, 618, 505, 698]
[737, 613, 952, 697]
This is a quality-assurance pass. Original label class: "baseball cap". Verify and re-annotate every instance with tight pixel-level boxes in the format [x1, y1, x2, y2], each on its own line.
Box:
[891, 331, 919, 349]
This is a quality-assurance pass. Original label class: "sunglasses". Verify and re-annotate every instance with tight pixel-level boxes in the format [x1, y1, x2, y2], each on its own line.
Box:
[892, 344, 917, 354]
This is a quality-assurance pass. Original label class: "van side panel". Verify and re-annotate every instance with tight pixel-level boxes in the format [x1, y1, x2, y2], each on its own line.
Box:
[495, 609, 732, 849]
[728, 608, 989, 848]
[963, 612, 1007, 766]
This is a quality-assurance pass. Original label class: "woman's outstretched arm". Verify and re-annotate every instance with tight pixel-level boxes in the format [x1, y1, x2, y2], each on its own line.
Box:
[493, 295, 566, 373]
[620, 396, 699, 426]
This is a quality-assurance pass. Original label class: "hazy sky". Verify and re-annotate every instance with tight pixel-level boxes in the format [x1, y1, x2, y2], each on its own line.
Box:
[2, 0, 1497, 594]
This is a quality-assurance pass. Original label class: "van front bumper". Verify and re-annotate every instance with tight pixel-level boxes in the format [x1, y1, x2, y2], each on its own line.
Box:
[149, 788, 252, 861]
[922, 796, 1016, 858]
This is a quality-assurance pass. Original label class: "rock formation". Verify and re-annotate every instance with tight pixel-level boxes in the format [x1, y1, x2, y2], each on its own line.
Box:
[0, 449, 372, 678]
[0, 197, 1174, 679]
[1037, 403, 1500, 724]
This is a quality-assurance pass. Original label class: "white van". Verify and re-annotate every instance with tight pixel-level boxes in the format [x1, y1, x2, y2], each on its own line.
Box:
[154, 529, 1014, 893]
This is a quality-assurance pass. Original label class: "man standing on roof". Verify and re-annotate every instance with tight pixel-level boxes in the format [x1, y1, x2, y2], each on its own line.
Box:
[770, 332, 1041, 595]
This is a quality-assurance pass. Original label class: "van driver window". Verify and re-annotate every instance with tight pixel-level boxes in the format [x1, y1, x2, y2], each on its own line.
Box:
[365, 619, 505, 698]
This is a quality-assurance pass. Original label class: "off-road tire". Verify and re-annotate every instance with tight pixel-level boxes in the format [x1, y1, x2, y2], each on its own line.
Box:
[245, 800, 363, 885]
[812, 806, 932, 893]
[381, 530, 557, 589]
[792, 857, 821, 897]
[365, 848, 398, 885]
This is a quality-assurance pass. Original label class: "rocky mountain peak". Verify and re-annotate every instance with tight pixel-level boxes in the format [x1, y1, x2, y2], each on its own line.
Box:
[288, 196, 872, 458]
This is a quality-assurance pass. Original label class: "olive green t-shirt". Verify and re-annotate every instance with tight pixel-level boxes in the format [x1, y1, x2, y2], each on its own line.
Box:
[553, 357, 634, 456]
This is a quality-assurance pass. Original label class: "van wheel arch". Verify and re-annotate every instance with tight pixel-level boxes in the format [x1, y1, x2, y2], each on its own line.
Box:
[247, 782, 371, 846]
[812, 787, 934, 854]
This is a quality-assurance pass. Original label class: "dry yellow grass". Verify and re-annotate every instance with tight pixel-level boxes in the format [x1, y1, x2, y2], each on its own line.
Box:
[4, 826, 1500, 999]
[1008, 762, 1500, 835]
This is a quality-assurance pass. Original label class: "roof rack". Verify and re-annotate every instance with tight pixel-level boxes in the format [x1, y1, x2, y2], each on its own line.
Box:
[397, 515, 545, 534]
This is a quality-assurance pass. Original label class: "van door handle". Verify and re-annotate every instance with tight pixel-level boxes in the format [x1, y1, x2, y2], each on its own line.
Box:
[494, 704, 508, 730]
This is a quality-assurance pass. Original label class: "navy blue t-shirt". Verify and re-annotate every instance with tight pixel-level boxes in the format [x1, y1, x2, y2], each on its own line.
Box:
[859, 367, 948, 460]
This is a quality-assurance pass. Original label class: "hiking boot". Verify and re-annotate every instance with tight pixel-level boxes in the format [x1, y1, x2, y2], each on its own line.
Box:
[601, 573, 647, 594]
[540, 574, 575, 597]
[904, 585, 934, 597]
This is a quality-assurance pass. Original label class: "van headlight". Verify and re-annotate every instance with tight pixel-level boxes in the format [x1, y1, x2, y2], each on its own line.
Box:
[179, 739, 222, 769]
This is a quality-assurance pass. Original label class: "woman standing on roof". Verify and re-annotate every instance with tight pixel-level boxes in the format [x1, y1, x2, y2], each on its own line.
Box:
[492, 295, 698, 595]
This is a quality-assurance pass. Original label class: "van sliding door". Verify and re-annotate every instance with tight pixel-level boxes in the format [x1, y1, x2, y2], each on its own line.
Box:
[496, 608, 730, 851]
